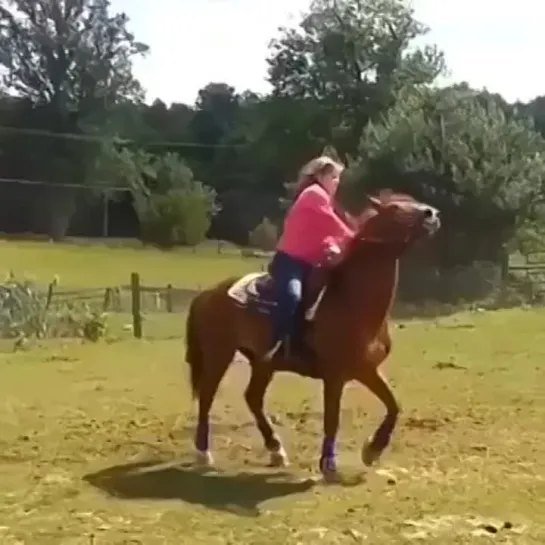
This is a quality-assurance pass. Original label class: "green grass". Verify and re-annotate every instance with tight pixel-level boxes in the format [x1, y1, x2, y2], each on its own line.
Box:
[0, 308, 544, 544]
[0, 239, 264, 289]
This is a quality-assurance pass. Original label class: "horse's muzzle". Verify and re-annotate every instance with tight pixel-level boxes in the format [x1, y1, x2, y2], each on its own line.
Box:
[423, 208, 441, 235]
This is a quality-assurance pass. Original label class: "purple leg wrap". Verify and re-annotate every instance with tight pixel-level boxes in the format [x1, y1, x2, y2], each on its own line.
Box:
[321, 436, 336, 459]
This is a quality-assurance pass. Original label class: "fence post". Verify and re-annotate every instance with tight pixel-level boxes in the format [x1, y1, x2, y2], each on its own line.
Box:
[114, 287, 122, 311]
[499, 248, 509, 303]
[103, 287, 112, 311]
[166, 283, 173, 312]
[45, 280, 56, 310]
[130, 272, 142, 339]
[102, 191, 109, 237]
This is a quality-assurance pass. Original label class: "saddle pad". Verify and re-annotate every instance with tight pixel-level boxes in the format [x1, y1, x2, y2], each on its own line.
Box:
[227, 272, 266, 305]
[226, 272, 326, 321]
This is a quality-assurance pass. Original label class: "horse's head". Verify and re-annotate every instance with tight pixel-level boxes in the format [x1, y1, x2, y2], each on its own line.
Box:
[354, 190, 441, 251]
[331, 190, 440, 303]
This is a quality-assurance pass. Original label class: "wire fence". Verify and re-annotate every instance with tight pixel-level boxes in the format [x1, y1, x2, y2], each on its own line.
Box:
[0, 124, 247, 148]
[0, 176, 130, 191]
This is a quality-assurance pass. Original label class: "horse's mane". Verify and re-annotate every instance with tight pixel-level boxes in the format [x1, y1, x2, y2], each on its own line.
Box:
[373, 189, 418, 205]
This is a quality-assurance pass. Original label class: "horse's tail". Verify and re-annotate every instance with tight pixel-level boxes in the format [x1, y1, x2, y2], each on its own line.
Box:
[185, 294, 204, 400]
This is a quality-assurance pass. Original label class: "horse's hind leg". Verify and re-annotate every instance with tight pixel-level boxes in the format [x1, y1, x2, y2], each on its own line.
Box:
[194, 347, 235, 467]
[244, 364, 289, 467]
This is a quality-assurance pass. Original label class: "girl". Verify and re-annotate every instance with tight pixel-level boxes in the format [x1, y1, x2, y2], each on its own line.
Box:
[265, 156, 357, 360]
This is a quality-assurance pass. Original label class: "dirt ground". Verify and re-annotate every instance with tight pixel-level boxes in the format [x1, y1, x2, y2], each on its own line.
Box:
[0, 308, 544, 544]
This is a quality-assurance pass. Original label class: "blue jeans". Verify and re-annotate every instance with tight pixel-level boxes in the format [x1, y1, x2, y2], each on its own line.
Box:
[268, 251, 313, 348]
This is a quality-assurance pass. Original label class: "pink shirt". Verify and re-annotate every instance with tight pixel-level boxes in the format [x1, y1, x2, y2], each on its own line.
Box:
[277, 184, 356, 266]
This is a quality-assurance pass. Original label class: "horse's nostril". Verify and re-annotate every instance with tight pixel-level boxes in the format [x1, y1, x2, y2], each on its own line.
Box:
[423, 208, 433, 218]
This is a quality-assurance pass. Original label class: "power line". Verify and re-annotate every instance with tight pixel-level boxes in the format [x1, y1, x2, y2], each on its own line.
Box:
[0, 177, 130, 191]
[0, 125, 249, 149]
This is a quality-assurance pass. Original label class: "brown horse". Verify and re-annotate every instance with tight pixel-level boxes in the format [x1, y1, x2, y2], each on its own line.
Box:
[184, 191, 441, 480]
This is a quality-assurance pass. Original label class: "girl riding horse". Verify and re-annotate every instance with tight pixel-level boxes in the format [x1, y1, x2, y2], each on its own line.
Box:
[267, 155, 357, 360]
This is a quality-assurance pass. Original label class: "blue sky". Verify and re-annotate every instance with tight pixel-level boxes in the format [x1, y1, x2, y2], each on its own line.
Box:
[112, 0, 544, 106]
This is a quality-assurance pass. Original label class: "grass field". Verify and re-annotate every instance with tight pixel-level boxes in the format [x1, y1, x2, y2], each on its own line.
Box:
[0, 241, 544, 544]
[0, 239, 263, 289]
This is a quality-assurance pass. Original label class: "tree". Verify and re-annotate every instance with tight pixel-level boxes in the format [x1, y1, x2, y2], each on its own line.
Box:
[0, 0, 147, 109]
[188, 84, 294, 242]
[187, 83, 245, 201]
[517, 96, 545, 138]
[356, 85, 545, 266]
[141, 99, 194, 146]
[0, 0, 148, 239]
[267, 0, 445, 156]
[190, 83, 240, 165]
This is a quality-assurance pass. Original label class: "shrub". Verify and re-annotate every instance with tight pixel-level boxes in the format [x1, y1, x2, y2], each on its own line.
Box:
[0, 276, 108, 344]
[248, 217, 278, 251]
[138, 188, 215, 248]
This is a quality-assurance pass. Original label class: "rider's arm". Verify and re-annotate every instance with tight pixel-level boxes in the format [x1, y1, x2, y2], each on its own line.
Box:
[334, 205, 359, 231]
[298, 187, 356, 239]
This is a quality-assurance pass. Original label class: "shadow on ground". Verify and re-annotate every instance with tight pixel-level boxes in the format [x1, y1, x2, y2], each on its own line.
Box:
[83, 460, 315, 516]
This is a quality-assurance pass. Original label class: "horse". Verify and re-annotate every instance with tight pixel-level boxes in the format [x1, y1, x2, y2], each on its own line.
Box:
[184, 191, 441, 480]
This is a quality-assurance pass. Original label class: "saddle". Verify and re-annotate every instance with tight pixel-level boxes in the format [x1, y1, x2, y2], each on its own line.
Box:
[227, 267, 329, 321]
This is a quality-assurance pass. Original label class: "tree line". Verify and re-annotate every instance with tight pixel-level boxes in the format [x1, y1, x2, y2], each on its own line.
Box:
[1, 0, 545, 270]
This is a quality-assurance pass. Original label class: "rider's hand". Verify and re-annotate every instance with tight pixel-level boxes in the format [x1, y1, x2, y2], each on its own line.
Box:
[324, 243, 343, 265]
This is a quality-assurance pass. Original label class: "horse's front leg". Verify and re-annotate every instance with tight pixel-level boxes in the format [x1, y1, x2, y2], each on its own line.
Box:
[357, 368, 400, 466]
[319, 377, 345, 481]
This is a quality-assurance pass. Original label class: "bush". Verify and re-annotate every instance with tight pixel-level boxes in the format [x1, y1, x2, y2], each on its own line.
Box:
[138, 192, 182, 248]
[176, 189, 215, 246]
[103, 146, 218, 249]
[0, 276, 108, 344]
[248, 217, 278, 251]
[138, 187, 215, 248]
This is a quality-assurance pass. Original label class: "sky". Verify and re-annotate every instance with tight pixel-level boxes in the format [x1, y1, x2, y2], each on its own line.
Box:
[111, 0, 545, 106]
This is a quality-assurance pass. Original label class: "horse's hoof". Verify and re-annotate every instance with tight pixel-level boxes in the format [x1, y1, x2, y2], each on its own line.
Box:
[322, 470, 342, 484]
[194, 450, 214, 468]
[361, 438, 381, 467]
[269, 447, 289, 467]
[319, 456, 340, 483]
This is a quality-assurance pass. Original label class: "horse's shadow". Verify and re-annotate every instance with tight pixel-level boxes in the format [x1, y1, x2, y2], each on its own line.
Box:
[83, 460, 316, 517]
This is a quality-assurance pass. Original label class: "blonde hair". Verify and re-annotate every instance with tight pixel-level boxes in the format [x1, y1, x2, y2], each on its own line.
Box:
[294, 156, 345, 196]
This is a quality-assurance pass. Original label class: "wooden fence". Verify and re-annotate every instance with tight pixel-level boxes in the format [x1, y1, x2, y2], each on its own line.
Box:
[45, 253, 545, 339]
[507, 252, 545, 300]
[49, 272, 199, 339]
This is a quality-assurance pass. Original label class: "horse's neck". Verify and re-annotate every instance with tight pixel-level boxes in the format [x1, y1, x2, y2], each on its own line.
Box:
[336, 251, 400, 337]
